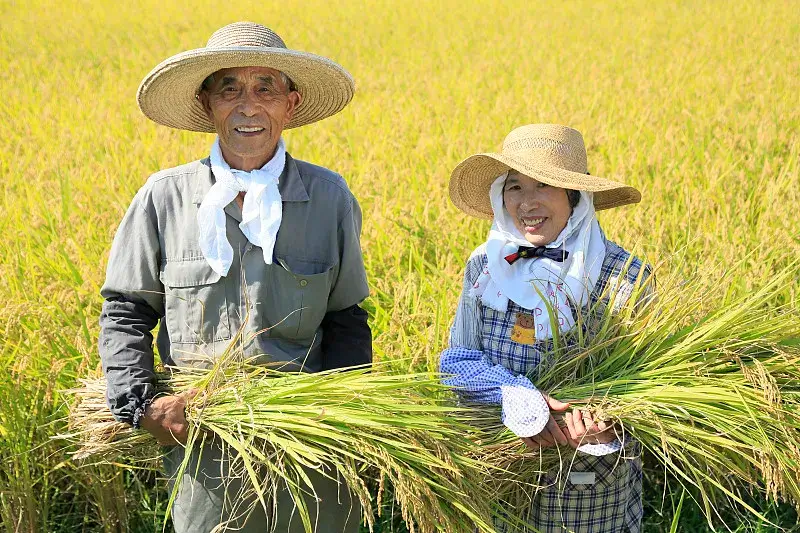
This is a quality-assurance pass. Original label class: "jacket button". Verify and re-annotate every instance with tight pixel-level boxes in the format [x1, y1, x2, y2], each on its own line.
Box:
[299, 279, 308, 287]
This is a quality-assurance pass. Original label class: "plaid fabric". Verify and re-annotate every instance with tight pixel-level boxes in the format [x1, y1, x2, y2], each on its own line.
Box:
[492, 442, 643, 533]
[480, 240, 647, 377]
[445, 239, 648, 533]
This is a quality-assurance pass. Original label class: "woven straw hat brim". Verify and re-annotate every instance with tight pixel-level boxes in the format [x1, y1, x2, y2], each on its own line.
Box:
[449, 152, 641, 219]
[137, 47, 355, 132]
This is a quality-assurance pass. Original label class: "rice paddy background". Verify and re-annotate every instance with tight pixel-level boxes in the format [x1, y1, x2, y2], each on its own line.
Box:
[1, 0, 798, 531]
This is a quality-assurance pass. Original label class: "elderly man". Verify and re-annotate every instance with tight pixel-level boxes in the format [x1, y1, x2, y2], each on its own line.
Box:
[99, 22, 369, 532]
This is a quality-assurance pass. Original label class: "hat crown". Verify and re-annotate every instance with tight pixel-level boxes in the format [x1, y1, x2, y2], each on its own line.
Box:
[502, 124, 587, 174]
[206, 22, 287, 49]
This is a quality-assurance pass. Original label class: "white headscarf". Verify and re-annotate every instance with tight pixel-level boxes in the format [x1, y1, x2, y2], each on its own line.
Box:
[197, 137, 286, 276]
[470, 172, 607, 339]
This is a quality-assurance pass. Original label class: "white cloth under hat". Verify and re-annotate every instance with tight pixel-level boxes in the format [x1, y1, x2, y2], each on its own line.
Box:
[197, 137, 286, 276]
[469, 173, 606, 339]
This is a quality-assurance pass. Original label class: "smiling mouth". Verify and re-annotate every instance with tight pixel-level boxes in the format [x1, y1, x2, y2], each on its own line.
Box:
[521, 217, 546, 229]
[234, 126, 265, 133]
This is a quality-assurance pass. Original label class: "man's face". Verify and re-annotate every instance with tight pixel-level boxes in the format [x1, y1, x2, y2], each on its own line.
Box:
[199, 66, 302, 171]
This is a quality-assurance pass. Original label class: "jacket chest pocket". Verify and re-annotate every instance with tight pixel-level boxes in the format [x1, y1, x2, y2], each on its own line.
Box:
[258, 258, 333, 342]
[160, 259, 232, 344]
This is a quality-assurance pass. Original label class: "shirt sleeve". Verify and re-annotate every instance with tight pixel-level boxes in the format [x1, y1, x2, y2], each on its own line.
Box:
[439, 254, 550, 438]
[440, 254, 623, 455]
[440, 347, 551, 437]
[98, 187, 165, 426]
[320, 304, 372, 370]
[327, 196, 369, 312]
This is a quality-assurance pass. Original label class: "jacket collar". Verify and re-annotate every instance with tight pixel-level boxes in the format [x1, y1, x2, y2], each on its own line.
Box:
[192, 152, 310, 206]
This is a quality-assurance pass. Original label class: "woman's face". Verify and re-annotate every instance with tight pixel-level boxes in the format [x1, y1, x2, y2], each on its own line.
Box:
[503, 172, 572, 246]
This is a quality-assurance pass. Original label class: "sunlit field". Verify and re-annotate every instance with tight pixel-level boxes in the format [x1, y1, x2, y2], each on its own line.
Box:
[1, 0, 798, 531]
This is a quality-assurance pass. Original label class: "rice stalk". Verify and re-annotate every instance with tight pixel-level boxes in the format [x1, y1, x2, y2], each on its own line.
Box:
[63, 349, 497, 533]
[470, 262, 800, 528]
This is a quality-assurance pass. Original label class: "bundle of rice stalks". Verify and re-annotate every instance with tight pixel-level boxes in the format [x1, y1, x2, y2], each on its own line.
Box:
[64, 344, 497, 533]
[473, 264, 800, 527]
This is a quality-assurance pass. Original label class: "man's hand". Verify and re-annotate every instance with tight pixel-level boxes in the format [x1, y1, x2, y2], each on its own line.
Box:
[520, 394, 571, 450]
[564, 407, 617, 446]
[140, 391, 196, 446]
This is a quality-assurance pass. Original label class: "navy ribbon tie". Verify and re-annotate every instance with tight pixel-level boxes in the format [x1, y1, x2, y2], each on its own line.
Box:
[504, 246, 569, 265]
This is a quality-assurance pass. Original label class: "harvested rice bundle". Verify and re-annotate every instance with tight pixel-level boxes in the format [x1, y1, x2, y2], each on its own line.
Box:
[475, 267, 800, 527]
[65, 354, 496, 533]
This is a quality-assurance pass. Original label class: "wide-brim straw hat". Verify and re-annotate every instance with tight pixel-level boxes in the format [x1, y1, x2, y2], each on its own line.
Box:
[137, 22, 355, 132]
[449, 124, 641, 218]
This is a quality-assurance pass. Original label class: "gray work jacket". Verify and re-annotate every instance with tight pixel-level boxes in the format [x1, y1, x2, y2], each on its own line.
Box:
[99, 154, 370, 425]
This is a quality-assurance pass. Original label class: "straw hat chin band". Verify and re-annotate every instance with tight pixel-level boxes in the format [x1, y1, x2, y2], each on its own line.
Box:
[449, 124, 642, 218]
[137, 22, 355, 132]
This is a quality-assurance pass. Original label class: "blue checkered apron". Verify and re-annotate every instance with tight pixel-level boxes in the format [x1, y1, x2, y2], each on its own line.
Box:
[480, 241, 646, 533]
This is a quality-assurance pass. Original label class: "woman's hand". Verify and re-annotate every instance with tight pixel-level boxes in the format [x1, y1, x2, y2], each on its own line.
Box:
[520, 394, 571, 450]
[564, 407, 617, 446]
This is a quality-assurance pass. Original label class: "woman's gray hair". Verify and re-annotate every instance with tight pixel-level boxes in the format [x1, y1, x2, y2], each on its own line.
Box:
[567, 189, 581, 208]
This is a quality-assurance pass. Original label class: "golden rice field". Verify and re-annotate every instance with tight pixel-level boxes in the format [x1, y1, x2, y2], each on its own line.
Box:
[1, 0, 799, 531]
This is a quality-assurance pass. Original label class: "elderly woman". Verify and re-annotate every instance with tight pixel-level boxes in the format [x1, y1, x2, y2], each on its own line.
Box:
[440, 124, 648, 532]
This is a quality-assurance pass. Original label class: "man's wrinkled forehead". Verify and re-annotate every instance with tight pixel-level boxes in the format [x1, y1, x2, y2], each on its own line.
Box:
[201, 66, 287, 91]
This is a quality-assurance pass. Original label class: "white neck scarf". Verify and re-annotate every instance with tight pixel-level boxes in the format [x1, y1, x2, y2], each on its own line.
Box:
[470, 173, 606, 340]
[197, 137, 286, 276]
